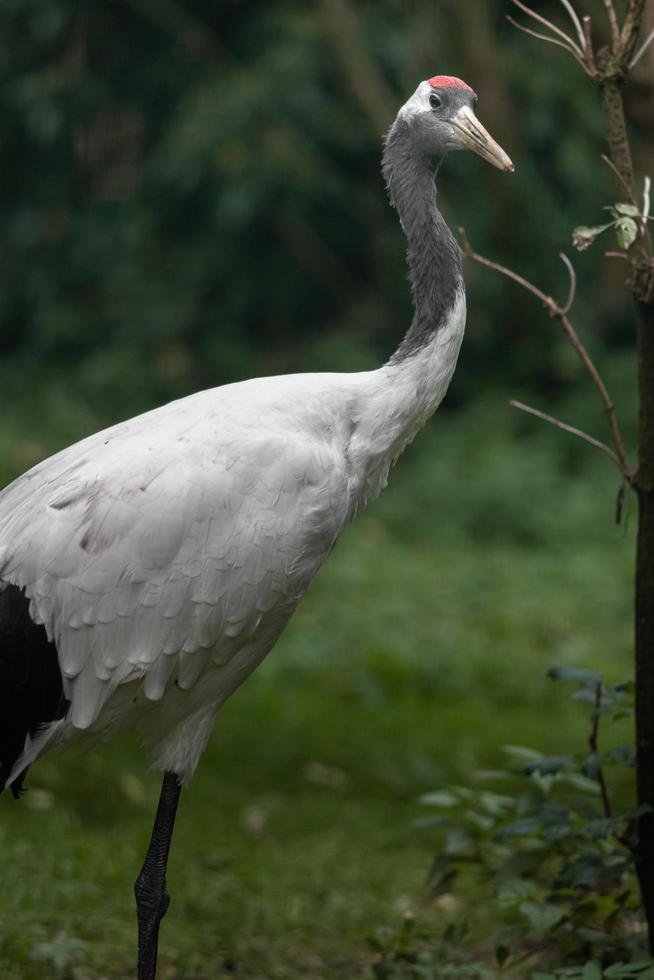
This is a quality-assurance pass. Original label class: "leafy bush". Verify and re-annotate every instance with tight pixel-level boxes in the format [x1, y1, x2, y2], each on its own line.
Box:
[370, 669, 652, 978]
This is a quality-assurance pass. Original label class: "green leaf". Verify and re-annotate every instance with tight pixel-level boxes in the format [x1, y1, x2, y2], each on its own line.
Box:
[581, 752, 603, 778]
[419, 789, 459, 807]
[496, 944, 510, 967]
[572, 686, 604, 704]
[616, 216, 638, 250]
[518, 900, 565, 933]
[613, 202, 641, 217]
[478, 790, 514, 816]
[542, 821, 571, 842]
[466, 808, 495, 830]
[495, 816, 544, 840]
[426, 855, 450, 883]
[571, 224, 613, 251]
[524, 754, 572, 776]
[445, 827, 473, 855]
[429, 868, 457, 899]
[612, 710, 635, 721]
[607, 746, 635, 766]
[581, 963, 603, 980]
[498, 879, 538, 904]
[582, 816, 622, 839]
[559, 772, 601, 794]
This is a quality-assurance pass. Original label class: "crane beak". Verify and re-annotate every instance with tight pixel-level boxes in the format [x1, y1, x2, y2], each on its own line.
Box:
[451, 105, 514, 173]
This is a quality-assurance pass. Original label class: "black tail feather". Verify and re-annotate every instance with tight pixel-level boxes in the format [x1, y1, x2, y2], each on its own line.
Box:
[0, 584, 68, 797]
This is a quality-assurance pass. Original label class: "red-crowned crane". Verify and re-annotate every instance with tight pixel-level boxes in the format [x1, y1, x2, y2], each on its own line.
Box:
[0, 76, 513, 980]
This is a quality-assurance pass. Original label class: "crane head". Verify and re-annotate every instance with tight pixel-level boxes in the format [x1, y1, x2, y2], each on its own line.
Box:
[397, 76, 514, 173]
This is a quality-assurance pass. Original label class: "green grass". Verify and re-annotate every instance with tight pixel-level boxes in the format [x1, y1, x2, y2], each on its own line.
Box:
[0, 359, 638, 979]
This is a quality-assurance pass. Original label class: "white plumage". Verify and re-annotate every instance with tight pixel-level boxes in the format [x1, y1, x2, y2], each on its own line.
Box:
[0, 296, 465, 786]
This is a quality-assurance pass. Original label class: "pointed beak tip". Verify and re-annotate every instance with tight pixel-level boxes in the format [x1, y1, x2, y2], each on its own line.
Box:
[452, 107, 514, 175]
[489, 154, 514, 173]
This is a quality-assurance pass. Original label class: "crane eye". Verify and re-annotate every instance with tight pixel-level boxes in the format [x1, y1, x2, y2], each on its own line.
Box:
[429, 93, 442, 109]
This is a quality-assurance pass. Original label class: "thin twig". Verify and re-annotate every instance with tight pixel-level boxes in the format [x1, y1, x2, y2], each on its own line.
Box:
[506, 13, 592, 75]
[588, 680, 637, 853]
[590, 679, 613, 819]
[621, 0, 649, 65]
[559, 252, 577, 314]
[605, 250, 629, 260]
[630, 25, 654, 67]
[582, 16, 597, 76]
[459, 227, 635, 485]
[642, 175, 652, 243]
[616, 481, 627, 524]
[644, 176, 652, 224]
[601, 153, 638, 206]
[510, 401, 625, 473]
[510, 0, 585, 56]
[459, 227, 558, 310]
[558, 0, 588, 51]
[602, 0, 621, 50]
[643, 187, 653, 254]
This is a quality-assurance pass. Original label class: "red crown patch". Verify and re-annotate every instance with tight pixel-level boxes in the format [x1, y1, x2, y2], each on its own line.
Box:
[428, 75, 475, 93]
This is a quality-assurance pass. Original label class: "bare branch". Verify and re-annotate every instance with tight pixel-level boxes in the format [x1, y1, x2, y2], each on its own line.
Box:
[506, 14, 592, 75]
[643, 176, 652, 232]
[620, 0, 648, 65]
[630, 25, 654, 67]
[638, 176, 654, 253]
[558, 0, 588, 51]
[459, 226, 560, 314]
[510, 0, 585, 56]
[510, 401, 626, 473]
[582, 16, 597, 76]
[589, 679, 613, 819]
[605, 250, 630, 260]
[559, 252, 577, 314]
[460, 227, 635, 484]
[601, 152, 638, 205]
[602, 0, 621, 50]
[616, 481, 627, 525]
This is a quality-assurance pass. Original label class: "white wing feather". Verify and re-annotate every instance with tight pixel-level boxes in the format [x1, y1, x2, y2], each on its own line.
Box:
[0, 377, 353, 751]
[0, 295, 467, 785]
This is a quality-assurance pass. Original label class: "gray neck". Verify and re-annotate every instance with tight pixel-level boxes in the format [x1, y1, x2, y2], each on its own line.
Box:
[382, 119, 463, 363]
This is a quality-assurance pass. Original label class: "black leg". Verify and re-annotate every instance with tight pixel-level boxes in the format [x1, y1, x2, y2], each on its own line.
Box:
[135, 771, 182, 980]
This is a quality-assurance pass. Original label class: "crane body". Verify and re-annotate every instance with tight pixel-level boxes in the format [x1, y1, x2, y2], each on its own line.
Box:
[0, 76, 512, 980]
[1, 314, 465, 787]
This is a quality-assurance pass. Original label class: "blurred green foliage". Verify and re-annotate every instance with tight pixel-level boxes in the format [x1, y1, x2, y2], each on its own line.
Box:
[1, 0, 651, 977]
[0, 0, 647, 475]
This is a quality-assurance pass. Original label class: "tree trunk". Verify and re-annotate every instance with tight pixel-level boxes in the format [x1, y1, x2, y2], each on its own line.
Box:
[598, 37, 654, 950]
[635, 295, 654, 953]
[601, 78, 635, 192]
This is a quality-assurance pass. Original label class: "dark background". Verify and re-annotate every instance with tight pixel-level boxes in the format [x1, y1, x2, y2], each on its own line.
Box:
[1, 0, 651, 470]
[0, 2, 652, 978]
